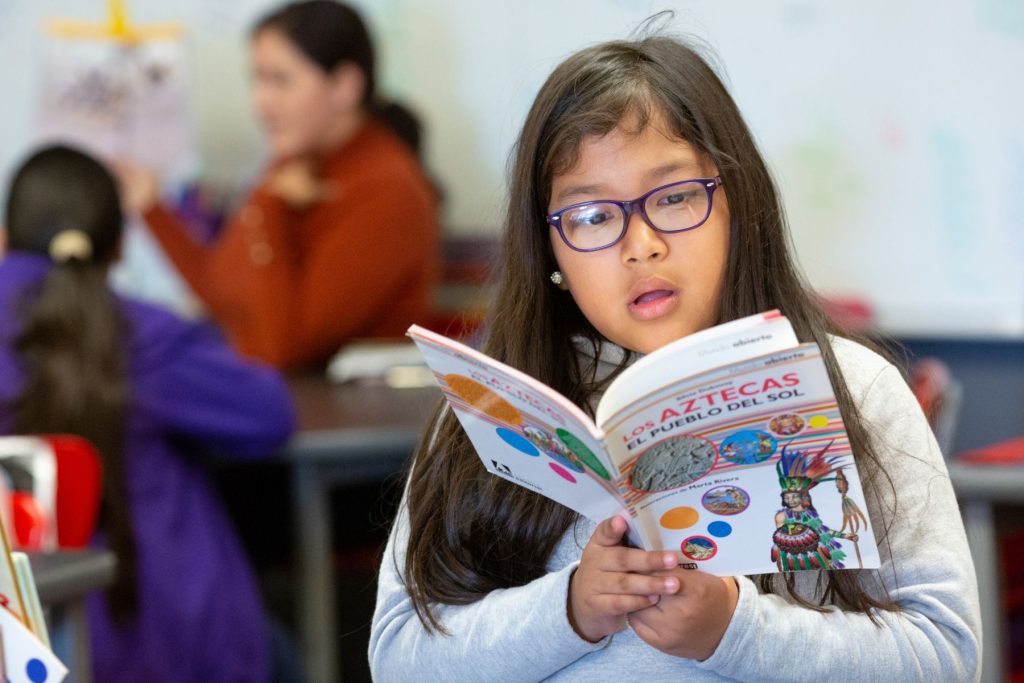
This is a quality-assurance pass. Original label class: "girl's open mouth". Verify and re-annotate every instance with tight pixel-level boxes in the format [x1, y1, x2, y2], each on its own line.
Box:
[628, 289, 678, 320]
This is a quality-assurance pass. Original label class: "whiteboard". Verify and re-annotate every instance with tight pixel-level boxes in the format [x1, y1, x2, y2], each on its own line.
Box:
[1, 0, 1022, 337]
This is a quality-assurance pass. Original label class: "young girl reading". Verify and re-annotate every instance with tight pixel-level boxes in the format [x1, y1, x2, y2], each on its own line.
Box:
[369, 36, 981, 681]
[0, 146, 295, 682]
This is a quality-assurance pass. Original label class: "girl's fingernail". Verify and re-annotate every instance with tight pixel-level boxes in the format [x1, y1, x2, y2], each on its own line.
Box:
[664, 578, 679, 592]
[649, 594, 659, 604]
[663, 554, 676, 568]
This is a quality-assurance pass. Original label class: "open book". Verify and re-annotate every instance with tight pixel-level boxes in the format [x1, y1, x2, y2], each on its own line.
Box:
[408, 311, 880, 576]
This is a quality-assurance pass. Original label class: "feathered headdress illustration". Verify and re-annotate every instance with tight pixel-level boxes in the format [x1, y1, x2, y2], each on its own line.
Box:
[776, 440, 843, 492]
[775, 439, 870, 566]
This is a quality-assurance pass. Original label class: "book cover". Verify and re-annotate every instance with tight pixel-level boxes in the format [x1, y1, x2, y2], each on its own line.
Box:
[408, 311, 880, 576]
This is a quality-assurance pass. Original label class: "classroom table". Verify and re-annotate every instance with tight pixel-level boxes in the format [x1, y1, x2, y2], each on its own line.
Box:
[947, 462, 1024, 683]
[28, 549, 117, 683]
[285, 376, 438, 683]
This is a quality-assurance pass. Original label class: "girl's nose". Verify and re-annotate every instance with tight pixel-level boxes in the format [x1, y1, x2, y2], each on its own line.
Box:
[620, 211, 667, 264]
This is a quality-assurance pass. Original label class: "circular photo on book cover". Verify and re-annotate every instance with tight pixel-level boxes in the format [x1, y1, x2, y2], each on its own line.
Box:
[523, 425, 584, 473]
[701, 485, 751, 516]
[629, 434, 716, 493]
[681, 535, 718, 561]
[768, 412, 806, 437]
[720, 429, 777, 465]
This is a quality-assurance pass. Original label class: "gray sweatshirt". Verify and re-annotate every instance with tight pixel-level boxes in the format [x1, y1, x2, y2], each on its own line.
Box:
[370, 337, 981, 681]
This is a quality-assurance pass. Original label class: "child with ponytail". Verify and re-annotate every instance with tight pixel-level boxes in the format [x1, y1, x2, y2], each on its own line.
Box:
[0, 145, 295, 682]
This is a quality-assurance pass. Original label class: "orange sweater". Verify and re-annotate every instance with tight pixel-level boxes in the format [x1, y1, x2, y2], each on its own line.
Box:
[144, 121, 439, 369]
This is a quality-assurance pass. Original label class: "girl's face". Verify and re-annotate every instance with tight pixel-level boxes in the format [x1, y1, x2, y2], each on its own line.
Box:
[250, 28, 358, 159]
[548, 113, 730, 354]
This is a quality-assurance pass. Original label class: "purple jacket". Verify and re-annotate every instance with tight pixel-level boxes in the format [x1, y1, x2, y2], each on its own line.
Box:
[0, 253, 295, 682]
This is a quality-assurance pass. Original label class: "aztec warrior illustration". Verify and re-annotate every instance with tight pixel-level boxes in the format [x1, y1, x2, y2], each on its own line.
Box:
[771, 440, 868, 571]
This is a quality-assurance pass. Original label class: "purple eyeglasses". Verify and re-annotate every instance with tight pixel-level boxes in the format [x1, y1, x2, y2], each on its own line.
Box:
[546, 177, 723, 252]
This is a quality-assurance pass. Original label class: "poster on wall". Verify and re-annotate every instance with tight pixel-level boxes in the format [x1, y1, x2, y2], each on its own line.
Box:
[32, 5, 202, 315]
[36, 2, 194, 176]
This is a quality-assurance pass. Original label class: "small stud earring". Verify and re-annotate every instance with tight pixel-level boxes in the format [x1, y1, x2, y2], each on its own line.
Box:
[550, 271, 564, 285]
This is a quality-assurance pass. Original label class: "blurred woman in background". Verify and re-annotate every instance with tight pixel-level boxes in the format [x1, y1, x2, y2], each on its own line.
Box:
[120, 0, 440, 369]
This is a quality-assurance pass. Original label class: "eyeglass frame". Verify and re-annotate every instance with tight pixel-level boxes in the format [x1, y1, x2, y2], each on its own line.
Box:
[546, 176, 723, 253]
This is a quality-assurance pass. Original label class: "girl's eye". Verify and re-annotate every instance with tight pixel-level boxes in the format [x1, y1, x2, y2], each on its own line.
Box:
[659, 189, 699, 207]
[569, 206, 616, 228]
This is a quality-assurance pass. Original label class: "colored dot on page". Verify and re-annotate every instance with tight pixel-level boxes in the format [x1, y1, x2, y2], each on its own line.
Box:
[496, 427, 540, 456]
[659, 506, 699, 530]
[808, 415, 829, 429]
[707, 520, 733, 537]
[26, 658, 49, 683]
[548, 461, 577, 483]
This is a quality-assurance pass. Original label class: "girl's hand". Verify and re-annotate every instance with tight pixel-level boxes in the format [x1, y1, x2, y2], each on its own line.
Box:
[628, 570, 739, 661]
[568, 516, 679, 642]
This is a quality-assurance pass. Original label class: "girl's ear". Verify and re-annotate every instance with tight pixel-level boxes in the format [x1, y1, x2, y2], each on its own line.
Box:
[329, 62, 366, 114]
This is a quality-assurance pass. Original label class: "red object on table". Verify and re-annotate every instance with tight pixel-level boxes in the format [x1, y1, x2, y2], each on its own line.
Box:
[956, 437, 1024, 465]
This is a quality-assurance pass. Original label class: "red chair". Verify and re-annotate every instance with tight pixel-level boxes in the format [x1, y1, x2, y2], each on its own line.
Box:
[43, 435, 102, 549]
[1, 435, 102, 549]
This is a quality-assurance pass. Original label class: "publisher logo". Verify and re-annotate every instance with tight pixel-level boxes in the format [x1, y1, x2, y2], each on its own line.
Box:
[491, 460, 512, 476]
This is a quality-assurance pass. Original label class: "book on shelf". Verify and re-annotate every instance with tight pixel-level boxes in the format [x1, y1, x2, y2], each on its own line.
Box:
[408, 311, 880, 576]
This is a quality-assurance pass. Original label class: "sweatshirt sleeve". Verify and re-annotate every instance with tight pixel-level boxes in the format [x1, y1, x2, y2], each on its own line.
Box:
[144, 162, 436, 369]
[141, 185, 291, 313]
[369, 500, 609, 682]
[133, 313, 296, 459]
[214, 172, 436, 368]
[696, 362, 981, 682]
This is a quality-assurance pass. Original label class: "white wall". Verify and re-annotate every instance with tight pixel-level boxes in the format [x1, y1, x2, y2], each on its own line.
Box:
[1, 1, 1022, 336]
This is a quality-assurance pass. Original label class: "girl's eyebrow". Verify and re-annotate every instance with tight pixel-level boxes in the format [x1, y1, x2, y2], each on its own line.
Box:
[646, 160, 702, 182]
[552, 183, 604, 204]
[552, 159, 705, 205]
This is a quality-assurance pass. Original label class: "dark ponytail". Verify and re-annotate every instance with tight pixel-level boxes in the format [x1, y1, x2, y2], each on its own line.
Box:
[6, 145, 138, 622]
[369, 99, 424, 158]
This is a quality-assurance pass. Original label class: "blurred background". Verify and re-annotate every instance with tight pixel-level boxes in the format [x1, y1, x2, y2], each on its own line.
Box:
[0, 1, 1021, 681]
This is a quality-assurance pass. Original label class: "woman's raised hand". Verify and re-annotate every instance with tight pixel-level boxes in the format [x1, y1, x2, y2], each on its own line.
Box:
[111, 160, 160, 215]
[266, 159, 324, 208]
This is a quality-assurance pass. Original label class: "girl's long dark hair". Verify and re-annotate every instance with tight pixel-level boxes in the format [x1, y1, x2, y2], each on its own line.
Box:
[5, 145, 137, 622]
[254, 0, 425, 157]
[403, 36, 899, 632]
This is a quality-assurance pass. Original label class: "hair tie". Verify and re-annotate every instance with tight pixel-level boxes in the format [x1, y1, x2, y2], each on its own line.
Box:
[48, 229, 93, 264]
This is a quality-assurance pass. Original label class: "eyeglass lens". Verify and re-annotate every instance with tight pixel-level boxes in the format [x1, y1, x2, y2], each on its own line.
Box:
[558, 180, 710, 250]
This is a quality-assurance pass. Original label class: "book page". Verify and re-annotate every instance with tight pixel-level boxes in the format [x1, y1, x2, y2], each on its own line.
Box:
[596, 311, 798, 428]
[408, 326, 625, 522]
[0, 604, 67, 683]
[601, 344, 881, 576]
